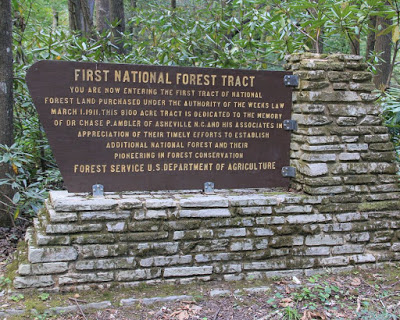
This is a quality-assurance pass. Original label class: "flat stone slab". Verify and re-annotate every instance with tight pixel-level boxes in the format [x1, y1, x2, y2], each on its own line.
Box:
[49, 301, 112, 315]
[210, 289, 231, 297]
[120, 295, 193, 306]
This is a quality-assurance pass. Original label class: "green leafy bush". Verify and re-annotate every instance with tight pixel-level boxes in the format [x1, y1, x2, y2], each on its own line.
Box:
[379, 87, 400, 161]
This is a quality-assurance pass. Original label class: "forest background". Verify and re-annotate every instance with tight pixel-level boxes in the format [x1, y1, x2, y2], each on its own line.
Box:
[0, 0, 400, 227]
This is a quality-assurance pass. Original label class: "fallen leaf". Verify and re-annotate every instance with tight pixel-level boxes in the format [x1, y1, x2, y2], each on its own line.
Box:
[12, 163, 18, 174]
[301, 310, 327, 320]
[177, 310, 189, 320]
[351, 277, 361, 286]
[279, 297, 293, 307]
[190, 305, 202, 314]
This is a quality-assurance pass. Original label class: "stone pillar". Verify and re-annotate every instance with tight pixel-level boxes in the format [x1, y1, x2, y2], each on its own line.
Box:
[286, 54, 399, 204]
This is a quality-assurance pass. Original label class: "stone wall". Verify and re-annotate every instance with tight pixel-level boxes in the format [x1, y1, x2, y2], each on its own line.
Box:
[13, 54, 400, 291]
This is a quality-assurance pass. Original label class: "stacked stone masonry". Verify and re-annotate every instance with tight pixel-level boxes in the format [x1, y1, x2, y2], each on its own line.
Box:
[14, 54, 400, 291]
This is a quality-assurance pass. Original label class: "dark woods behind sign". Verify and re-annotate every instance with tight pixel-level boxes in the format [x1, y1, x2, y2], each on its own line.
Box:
[26, 61, 293, 192]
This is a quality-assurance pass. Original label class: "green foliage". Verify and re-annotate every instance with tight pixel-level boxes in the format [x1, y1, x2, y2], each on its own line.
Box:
[10, 293, 24, 302]
[283, 306, 301, 320]
[38, 292, 50, 301]
[379, 86, 400, 161]
[0, 276, 12, 289]
[32, 312, 51, 320]
[356, 310, 399, 320]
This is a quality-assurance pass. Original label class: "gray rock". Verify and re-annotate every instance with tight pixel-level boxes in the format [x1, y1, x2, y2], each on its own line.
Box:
[134, 242, 179, 255]
[336, 212, 366, 222]
[27, 262, 69, 275]
[116, 269, 161, 281]
[36, 232, 71, 246]
[228, 195, 278, 206]
[243, 286, 271, 294]
[80, 244, 128, 258]
[301, 154, 336, 162]
[297, 163, 328, 177]
[215, 228, 246, 238]
[180, 196, 229, 208]
[240, 206, 272, 215]
[339, 153, 360, 161]
[321, 256, 349, 266]
[50, 191, 118, 211]
[275, 205, 313, 214]
[145, 198, 177, 208]
[351, 254, 376, 263]
[47, 205, 78, 223]
[58, 272, 114, 285]
[46, 223, 103, 234]
[287, 214, 331, 224]
[145, 210, 168, 219]
[120, 295, 192, 306]
[14, 275, 54, 289]
[0, 309, 25, 317]
[164, 266, 213, 277]
[256, 217, 285, 225]
[215, 264, 242, 273]
[118, 197, 143, 209]
[305, 235, 344, 246]
[195, 253, 240, 263]
[210, 289, 231, 297]
[346, 143, 368, 151]
[332, 245, 364, 254]
[139, 255, 192, 267]
[303, 246, 330, 256]
[80, 211, 130, 221]
[76, 257, 135, 270]
[252, 228, 274, 236]
[230, 239, 254, 251]
[106, 221, 126, 232]
[179, 208, 231, 218]
[49, 301, 112, 315]
[349, 232, 370, 243]
[28, 246, 78, 263]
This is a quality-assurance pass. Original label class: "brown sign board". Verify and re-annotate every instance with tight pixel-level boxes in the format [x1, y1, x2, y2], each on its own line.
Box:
[27, 61, 293, 192]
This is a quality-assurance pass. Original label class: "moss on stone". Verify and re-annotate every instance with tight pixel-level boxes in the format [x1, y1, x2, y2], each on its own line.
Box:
[358, 200, 400, 212]
[6, 241, 28, 282]
[24, 298, 46, 314]
[270, 237, 294, 248]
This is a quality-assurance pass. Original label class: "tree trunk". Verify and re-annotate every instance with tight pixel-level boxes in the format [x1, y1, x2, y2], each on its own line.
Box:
[128, 0, 138, 34]
[109, 0, 125, 53]
[95, 0, 110, 33]
[171, 0, 176, 9]
[312, 28, 324, 54]
[365, 15, 376, 60]
[80, 0, 94, 34]
[349, 33, 360, 55]
[69, 0, 84, 32]
[0, 0, 14, 227]
[52, 8, 59, 29]
[68, 0, 94, 35]
[374, 7, 392, 90]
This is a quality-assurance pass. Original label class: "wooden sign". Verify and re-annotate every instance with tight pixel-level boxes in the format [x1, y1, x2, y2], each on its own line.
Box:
[27, 61, 293, 192]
